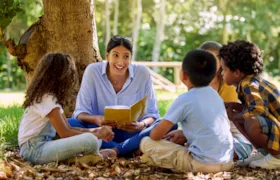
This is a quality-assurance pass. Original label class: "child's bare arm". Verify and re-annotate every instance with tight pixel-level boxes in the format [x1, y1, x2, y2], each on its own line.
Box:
[50, 109, 114, 141]
[150, 119, 174, 140]
[232, 112, 245, 123]
[49, 108, 84, 138]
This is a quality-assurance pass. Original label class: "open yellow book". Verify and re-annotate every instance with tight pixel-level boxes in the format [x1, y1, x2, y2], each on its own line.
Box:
[104, 96, 147, 125]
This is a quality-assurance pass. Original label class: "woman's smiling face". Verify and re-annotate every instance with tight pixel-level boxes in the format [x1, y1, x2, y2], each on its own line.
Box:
[107, 45, 131, 76]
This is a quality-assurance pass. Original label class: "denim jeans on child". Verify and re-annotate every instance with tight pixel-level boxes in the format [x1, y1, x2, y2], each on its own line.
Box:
[20, 121, 101, 164]
[68, 118, 178, 156]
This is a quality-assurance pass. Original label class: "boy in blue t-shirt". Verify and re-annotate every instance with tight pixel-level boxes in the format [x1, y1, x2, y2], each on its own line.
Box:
[140, 49, 233, 173]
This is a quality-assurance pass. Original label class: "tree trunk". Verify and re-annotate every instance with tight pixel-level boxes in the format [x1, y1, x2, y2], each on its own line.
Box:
[105, 0, 111, 46]
[4, 0, 102, 115]
[113, 0, 119, 35]
[131, 0, 142, 62]
[152, 0, 165, 72]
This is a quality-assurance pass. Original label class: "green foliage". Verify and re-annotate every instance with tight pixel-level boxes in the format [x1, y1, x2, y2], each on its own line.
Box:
[0, 105, 24, 147]
[0, 0, 21, 29]
[0, 45, 25, 90]
[1, 0, 280, 89]
[157, 99, 173, 117]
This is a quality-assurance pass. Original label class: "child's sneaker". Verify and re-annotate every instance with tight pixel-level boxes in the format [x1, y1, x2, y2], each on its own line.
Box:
[249, 154, 280, 169]
[67, 154, 103, 165]
[236, 152, 264, 167]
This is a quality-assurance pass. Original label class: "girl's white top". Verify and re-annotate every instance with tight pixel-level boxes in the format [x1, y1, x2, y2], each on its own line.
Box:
[18, 94, 63, 147]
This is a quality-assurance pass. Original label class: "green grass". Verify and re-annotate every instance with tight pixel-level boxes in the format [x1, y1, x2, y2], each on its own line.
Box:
[0, 105, 24, 147]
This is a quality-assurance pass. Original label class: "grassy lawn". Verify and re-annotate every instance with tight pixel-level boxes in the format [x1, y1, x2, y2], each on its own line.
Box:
[0, 90, 183, 153]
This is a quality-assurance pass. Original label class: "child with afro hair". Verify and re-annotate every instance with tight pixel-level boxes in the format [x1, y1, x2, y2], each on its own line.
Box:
[219, 40, 280, 169]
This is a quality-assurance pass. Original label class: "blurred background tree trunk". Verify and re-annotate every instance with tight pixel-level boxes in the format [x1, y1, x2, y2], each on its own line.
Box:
[113, 0, 119, 35]
[131, 0, 142, 61]
[152, 0, 165, 72]
[105, 0, 111, 47]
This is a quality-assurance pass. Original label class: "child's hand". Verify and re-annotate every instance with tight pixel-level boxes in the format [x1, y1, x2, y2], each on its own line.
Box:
[225, 102, 243, 112]
[92, 126, 114, 142]
[94, 116, 117, 128]
[94, 115, 105, 126]
[226, 106, 235, 120]
[163, 130, 187, 145]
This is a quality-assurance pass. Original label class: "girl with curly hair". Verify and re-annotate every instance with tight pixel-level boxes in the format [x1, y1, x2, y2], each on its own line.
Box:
[18, 53, 115, 164]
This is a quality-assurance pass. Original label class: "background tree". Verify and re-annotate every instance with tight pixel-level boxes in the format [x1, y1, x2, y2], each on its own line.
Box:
[105, 0, 111, 46]
[1, 0, 102, 115]
[113, 0, 119, 35]
[152, 0, 165, 72]
[1, 0, 102, 86]
[131, 0, 142, 61]
[1, 0, 280, 90]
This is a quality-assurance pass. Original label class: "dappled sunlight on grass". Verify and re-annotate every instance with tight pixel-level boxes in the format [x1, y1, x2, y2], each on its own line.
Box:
[0, 91, 25, 107]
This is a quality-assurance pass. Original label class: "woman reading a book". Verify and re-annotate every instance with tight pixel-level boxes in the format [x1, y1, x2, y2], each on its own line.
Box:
[68, 35, 176, 157]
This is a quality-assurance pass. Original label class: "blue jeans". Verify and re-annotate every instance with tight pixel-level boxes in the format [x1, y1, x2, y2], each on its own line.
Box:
[20, 121, 100, 164]
[68, 118, 178, 156]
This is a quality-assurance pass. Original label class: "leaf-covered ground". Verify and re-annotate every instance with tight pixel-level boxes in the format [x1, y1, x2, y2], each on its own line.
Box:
[0, 149, 279, 180]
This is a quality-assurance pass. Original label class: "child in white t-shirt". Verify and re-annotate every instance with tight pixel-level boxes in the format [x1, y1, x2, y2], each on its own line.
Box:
[140, 49, 233, 173]
[18, 53, 115, 164]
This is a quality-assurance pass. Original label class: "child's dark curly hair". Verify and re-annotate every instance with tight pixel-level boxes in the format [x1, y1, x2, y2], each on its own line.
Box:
[23, 53, 78, 108]
[219, 40, 263, 75]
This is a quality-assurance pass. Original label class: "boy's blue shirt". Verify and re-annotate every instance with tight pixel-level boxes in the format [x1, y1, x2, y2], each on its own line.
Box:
[164, 86, 233, 164]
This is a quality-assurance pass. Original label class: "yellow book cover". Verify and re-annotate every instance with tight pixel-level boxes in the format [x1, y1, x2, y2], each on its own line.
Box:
[104, 96, 147, 125]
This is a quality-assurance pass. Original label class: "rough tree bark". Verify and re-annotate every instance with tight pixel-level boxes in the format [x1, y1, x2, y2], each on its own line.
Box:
[2, 0, 102, 115]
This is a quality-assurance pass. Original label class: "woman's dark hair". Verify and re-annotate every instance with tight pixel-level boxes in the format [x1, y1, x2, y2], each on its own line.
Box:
[23, 53, 78, 108]
[106, 35, 133, 53]
[219, 40, 263, 75]
[182, 49, 217, 87]
[199, 41, 223, 85]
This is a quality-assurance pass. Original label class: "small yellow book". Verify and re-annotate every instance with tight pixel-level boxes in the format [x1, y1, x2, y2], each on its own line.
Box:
[104, 96, 147, 125]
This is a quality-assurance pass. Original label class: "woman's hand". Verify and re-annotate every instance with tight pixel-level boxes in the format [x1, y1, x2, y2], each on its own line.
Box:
[91, 126, 114, 142]
[117, 122, 144, 132]
[93, 115, 117, 128]
[163, 130, 187, 145]
[102, 120, 118, 128]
